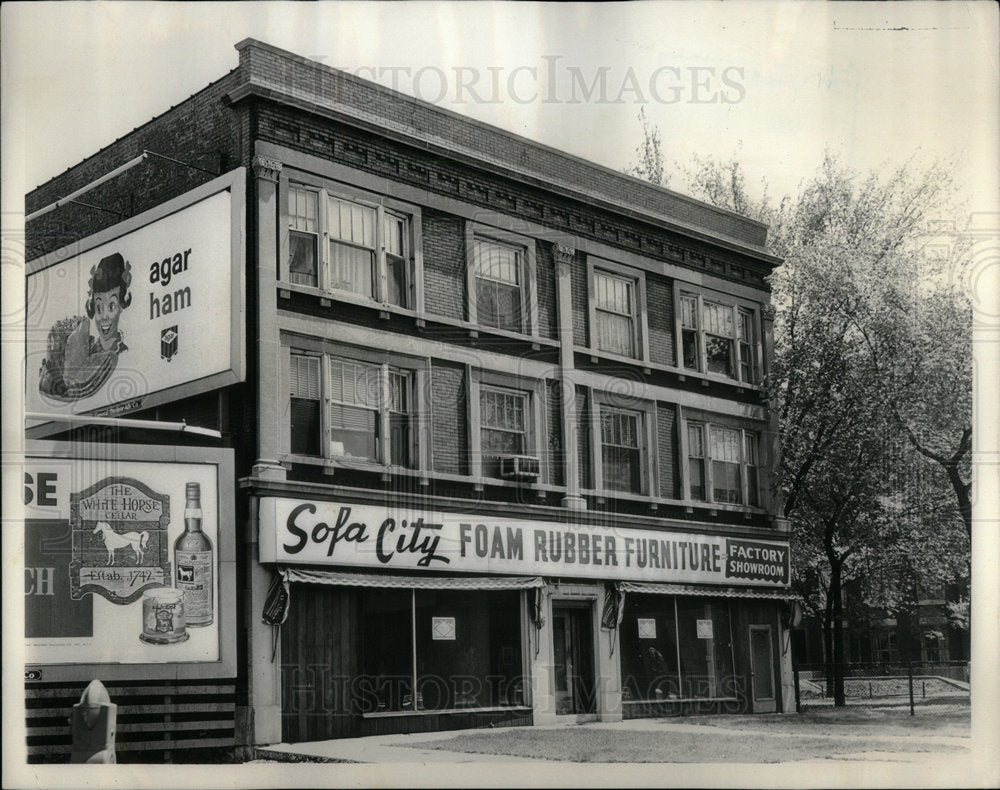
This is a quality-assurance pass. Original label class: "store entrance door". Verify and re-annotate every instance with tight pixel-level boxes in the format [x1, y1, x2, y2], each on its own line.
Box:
[749, 625, 777, 713]
[552, 605, 595, 715]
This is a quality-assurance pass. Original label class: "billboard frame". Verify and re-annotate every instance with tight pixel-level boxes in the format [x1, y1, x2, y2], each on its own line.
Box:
[25, 168, 246, 437]
[23, 440, 238, 681]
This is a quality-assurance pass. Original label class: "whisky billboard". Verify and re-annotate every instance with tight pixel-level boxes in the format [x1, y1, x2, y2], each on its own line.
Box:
[23, 442, 236, 680]
[24, 169, 245, 429]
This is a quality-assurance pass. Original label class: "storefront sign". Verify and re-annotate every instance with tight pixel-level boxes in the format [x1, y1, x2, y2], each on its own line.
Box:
[696, 619, 714, 639]
[25, 171, 245, 422]
[24, 444, 236, 676]
[258, 498, 791, 587]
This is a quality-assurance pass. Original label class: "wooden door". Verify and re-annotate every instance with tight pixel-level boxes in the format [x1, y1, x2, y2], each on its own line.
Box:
[280, 583, 362, 741]
[553, 606, 595, 715]
[749, 624, 777, 713]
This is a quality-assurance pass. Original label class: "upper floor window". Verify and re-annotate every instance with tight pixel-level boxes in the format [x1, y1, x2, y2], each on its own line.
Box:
[679, 290, 760, 384]
[328, 356, 383, 462]
[465, 223, 538, 337]
[687, 421, 760, 506]
[595, 271, 637, 357]
[287, 350, 417, 469]
[473, 238, 523, 332]
[288, 187, 319, 287]
[601, 406, 643, 494]
[588, 258, 647, 361]
[283, 180, 419, 309]
[480, 386, 528, 478]
[289, 353, 321, 455]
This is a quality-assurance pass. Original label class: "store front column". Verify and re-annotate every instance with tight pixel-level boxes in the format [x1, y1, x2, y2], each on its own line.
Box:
[251, 152, 286, 482]
[530, 588, 558, 726]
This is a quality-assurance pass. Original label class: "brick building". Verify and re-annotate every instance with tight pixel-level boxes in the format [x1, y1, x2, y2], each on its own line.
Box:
[24, 40, 794, 760]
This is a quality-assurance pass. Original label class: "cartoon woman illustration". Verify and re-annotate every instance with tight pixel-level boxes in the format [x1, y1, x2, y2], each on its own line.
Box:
[38, 252, 132, 401]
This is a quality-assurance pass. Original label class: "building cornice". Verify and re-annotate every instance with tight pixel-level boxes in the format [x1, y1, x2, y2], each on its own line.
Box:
[229, 39, 782, 269]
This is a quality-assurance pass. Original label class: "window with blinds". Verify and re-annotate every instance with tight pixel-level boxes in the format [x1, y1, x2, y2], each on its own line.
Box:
[284, 184, 414, 308]
[290, 353, 321, 455]
[595, 271, 636, 357]
[329, 357, 381, 461]
[601, 407, 643, 494]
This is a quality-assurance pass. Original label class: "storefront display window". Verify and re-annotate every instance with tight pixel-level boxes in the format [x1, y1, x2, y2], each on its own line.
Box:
[620, 595, 736, 702]
[620, 594, 680, 702]
[360, 587, 524, 714]
[676, 599, 736, 698]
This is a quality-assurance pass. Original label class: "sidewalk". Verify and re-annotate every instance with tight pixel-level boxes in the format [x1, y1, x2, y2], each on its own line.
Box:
[253, 715, 971, 765]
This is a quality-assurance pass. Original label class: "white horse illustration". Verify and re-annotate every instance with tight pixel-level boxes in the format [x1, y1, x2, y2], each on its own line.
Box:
[92, 521, 149, 565]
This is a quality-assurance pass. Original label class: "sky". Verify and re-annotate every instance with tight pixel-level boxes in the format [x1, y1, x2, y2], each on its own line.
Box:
[1, 1, 998, 215]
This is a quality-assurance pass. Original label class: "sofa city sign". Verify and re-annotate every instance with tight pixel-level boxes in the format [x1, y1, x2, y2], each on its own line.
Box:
[258, 497, 790, 587]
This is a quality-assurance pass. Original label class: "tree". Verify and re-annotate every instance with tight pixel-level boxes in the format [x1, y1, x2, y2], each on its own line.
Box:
[622, 108, 668, 188]
[624, 121, 972, 703]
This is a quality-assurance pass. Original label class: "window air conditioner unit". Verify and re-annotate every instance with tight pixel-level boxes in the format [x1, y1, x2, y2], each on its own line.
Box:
[499, 455, 541, 480]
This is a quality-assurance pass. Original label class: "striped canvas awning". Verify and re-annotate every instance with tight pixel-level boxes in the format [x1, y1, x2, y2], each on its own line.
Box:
[281, 567, 545, 591]
[619, 582, 799, 601]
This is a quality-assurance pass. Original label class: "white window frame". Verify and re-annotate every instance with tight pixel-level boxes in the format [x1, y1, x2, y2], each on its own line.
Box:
[279, 175, 424, 312]
[587, 257, 649, 362]
[588, 390, 657, 497]
[465, 222, 538, 338]
[674, 284, 762, 385]
[281, 341, 431, 472]
[679, 412, 762, 507]
[468, 369, 547, 483]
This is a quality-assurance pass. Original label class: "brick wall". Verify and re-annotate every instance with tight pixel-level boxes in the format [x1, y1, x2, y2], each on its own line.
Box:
[430, 361, 467, 475]
[656, 403, 678, 499]
[26, 70, 247, 261]
[646, 273, 676, 367]
[421, 208, 467, 321]
[570, 252, 589, 348]
[254, 104, 773, 291]
[237, 39, 770, 251]
[535, 242, 557, 340]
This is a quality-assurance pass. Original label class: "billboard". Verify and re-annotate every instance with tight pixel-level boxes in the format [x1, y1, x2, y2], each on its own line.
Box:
[25, 170, 245, 425]
[23, 442, 236, 680]
[259, 497, 791, 587]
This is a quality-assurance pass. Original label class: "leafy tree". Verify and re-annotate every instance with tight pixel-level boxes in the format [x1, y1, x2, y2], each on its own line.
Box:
[622, 108, 668, 187]
[626, 124, 972, 702]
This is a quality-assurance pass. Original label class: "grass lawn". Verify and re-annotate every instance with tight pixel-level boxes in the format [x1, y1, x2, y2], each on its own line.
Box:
[405, 726, 967, 764]
[687, 700, 971, 738]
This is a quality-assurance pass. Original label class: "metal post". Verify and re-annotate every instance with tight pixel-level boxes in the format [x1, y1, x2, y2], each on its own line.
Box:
[793, 661, 801, 713]
[908, 658, 915, 716]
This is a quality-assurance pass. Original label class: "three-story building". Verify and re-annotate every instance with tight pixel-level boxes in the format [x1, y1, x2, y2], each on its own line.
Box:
[24, 39, 794, 759]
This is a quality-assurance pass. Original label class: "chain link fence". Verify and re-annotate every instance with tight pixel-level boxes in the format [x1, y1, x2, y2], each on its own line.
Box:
[794, 661, 970, 714]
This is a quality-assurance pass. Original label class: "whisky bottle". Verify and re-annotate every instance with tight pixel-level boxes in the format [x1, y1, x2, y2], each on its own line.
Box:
[174, 482, 213, 627]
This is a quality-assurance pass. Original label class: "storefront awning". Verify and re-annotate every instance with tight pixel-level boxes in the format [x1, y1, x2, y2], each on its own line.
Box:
[619, 582, 799, 601]
[281, 567, 545, 591]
